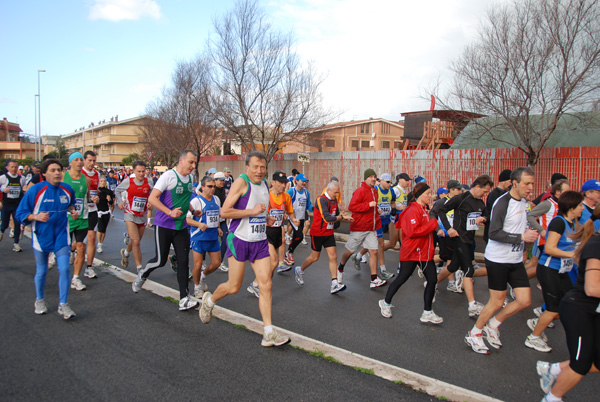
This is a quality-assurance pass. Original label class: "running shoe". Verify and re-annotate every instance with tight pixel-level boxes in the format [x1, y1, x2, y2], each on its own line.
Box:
[447, 282, 463, 293]
[247, 282, 260, 298]
[35, 299, 48, 315]
[194, 285, 205, 298]
[380, 269, 394, 280]
[48, 253, 56, 270]
[417, 266, 424, 279]
[96, 244, 103, 253]
[507, 283, 516, 300]
[285, 233, 292, 245]
[370, 277, 387, 289]
[468, 301, 484, 317]
[12, 243, 22, 252]
[276, 264, 292, 273]
[473, 262, 482, 270]
[420, 310, 443, 324]
[70, 277, 87, 291]
[536, 361, 557, 394]
[123, 232, 130, 245]
[527, 318, 549, 342]
[120, 248, 129, 268]
[294, 266, 304, 285]
[352, 254, 361, 271]
[525, 335, 552, 352]
[283, 251, 294, 266]
[169, 254, 178, 272]
[261, 330, 291, 347]
[337, 270, 343, 284]
[199, 292, 213, 323]
[533, 306, 554, 328]
[465, 331, 490, 355]
[58, 303, 76, 320]
[178, 296, 199, 311]
[9, 229, 14, 238]
[378, 299, 393, 318]
[330, 282, 346, 294]
[199, 277, 208, 293]
[69, 251, 75, 265]
[301, 238, 308, 245]
[483, 325, 502, 349]
[132, 275, 146, 293]
[218, 263, 229, 272]
[84, 266, 97, 279]
[360, 254, 368, 264]
[454, 269, 465, 292]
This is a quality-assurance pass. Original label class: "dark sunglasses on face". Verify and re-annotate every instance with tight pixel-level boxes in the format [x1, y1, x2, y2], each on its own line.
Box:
[205, 185, 214, 188]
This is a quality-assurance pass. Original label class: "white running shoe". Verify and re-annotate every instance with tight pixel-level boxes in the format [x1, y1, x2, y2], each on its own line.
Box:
[337, 270, 343, 284]
[465, 331, 490, 355]
[525, 334, 552, 352]
[330, 282, 346, 294]
[294, 266, 304, 285]
[120, 248, 129, 268]
[261, 330, 290, 347]
[69, 251, 76, 265]
[35, 299, 48, 315]
[178, 296, 199, 311]
[123, 232, 130, 245]
[301, 239, 308, 245]
[420, 310, 443, 324]
[352, 254, 362, 271]
[13, 243, 22, 252]
[84, 266, 97, 279]
[454, 269, 465, 292]
[247, 282, 260, 298]
[378, 299, 393, 318]
[370, 277, 386, 289]
[9, 229, 14, 238]
[527, 318, 548, 342]
[58, 303, 76, 320]
[536, 361, 558, 394]
[218, 263, 229, 272]
[48, 253, 56, 270]
[199, 292, 213, 323]
[533, 306, 555, 328]
[417, 266, 424, 279]
[447, 282, 463, 293]
[276, 264, 292, 273]
[132, 275, 146, 293]
[96, 244, 103, 253]
[70, 277, 86, 291]
[483, 325, 502, 349]
[194, 286, 204, 298]
[468, 301, 484, 317]
[380, 269, 394, 280]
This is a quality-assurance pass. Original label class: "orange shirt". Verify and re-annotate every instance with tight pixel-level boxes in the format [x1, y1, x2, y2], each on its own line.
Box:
[268, 190, 294, 227]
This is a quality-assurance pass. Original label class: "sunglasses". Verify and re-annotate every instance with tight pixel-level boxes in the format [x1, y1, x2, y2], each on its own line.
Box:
[205, 185, 215, 188]
[386, 181, 392, 184]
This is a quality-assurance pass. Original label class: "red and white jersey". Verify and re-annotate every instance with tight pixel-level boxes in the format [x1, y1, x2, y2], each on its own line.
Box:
[537, 198, 558, 246]
[82, 168, 100, 212]
[122, 177, 152, 217]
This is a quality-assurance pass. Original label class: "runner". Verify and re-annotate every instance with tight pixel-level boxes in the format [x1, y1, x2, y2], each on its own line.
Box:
[283, 174, 313, 266]
[535, 205, 600, 402]
[465, 167, 539, 354]
[247, 171, 298, 297]
[116, 160, 153, 274]
[96, 175, 115, 253]
[132, 150, 200, 312]
[15, 159, 78, 319]
[63, 152, 89, 291]
[526, 191, 583, 353]
[378, 182, 443, 323]
[223, 167, 233, 195]
[437, 175, 494, 317]
[336, 168, 387, 289]
[483, 169, 512, 243]
[82, 151, 100, 279]
[0, 159, 27, 251]
[199, 151, 290, 347]
[294, 180, 352, 294]
[579, 179, 600, 231]
[187, 176, 222, 298]
[213, 172, 229, 272]
[385, 173, 411, 252]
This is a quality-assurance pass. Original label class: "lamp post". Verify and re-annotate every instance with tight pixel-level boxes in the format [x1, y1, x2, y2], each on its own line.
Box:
[34, 94, 39, 160]
[37, 69, 46, 160]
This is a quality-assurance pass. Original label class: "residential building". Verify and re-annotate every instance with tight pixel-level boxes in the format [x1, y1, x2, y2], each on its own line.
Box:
[0, 118, 35, 160]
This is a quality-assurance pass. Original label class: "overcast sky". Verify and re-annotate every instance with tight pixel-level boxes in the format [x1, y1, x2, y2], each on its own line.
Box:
[1, 0, 501, 137]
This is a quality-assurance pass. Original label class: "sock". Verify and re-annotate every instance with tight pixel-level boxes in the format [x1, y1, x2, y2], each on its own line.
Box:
[338, 263, 345, 272]
[488, 316, 502, 329]
[201, 272, 206, 280]
[370, 274, 377, 281]
[136, 265, 142, 271]
[550, 363, 562, 376]
[449, 281, 455, 285]
[98, 243, 103, 247]
[471, 325, 483, 336]
[87, 264, 92, 269]
[252, 281, 257, 287]
[264, 325, 273, 334]
[469, 300, 477, 308]
[356, 251, 364, 259]
[279, 260, 284, 265]
[331, 279, 338, 286]
[206, 296, 214, 307]
[73, 275, 79, 279]
[124, 250, 130, 257]
[545, 392, 562, 402]
[529, 334, 540, 339]
[194, 284, 201, 290]
[380, 265, 386, 272]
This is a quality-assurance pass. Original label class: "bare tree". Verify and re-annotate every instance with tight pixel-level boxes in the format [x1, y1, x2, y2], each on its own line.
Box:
[204, 0, 334, 162]
[440, 0, 600, 166]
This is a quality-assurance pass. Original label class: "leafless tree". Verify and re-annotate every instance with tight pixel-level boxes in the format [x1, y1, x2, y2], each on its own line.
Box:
[439, 0, 600, 166]
[203, 0, 334, 162]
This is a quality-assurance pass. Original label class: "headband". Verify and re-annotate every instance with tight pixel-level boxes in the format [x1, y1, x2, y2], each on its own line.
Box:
[414, 184, 431, 201]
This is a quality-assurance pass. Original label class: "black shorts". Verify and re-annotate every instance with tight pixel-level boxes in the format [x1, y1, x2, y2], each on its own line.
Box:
[536, 264, 574, 312]
[70, 228, 88, 243]
[97, 213, 111, 233]
[87, 210, 99, 232]
[559, 300, 600, 375]
[311, 235, 336, 252]
[447, 239, 475, 277]
[266, 226, 283, 249]
[485, 258, 531, 291]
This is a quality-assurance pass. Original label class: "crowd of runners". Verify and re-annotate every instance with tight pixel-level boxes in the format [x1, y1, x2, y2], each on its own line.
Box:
[2, 149, 599, 402]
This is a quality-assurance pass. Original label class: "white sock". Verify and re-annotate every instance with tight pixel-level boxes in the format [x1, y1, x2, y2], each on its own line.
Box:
[469, 300, 477, 308]
[264, 325, 273, 334]
[488, 316, 501, 329]
[356, 251, 364, 259]
[98, 243, 103, 246]
[545, 392, 562, 402]
[550, 363, 562, 376]
[136, 265, 142, 270]
[206, 296, 214, 307]
[380, 265, 386, 271]
[201, 272, 206, 280]
[252, 281, 258, 287]
[124, 250, 130, 257]
[471, 325, 482, 336]
[449, 281, 455, 285]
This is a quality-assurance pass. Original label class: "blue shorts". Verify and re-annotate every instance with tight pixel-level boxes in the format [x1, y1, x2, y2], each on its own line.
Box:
[376, 227, 383, 238]
[191, 240, 221, 254]
[225, 233, 270, 263]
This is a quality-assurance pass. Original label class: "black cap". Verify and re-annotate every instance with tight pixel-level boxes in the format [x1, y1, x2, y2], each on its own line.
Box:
[499, 169, 512, 182]
[291, 169, 300, 175]
[551, 173, 567, 185]
[273, 171, 287, 183]
[447, 179, 461, 189]
[396, 173, 411, 181]
[330, 176, 339, 182]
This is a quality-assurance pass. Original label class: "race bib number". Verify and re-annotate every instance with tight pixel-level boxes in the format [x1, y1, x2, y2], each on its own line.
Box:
[110, 184, 116, 192]
[466, 212, 481, 231]
[269, 209, 284, 227]
[295, 197, 307, 217]
[74, 198, 84, 215]
[89, 190, 98, 207]
[379, 202, 391, 216]
[511, 242, 525, 253]
[559, 258, 574, 273]
[248, 215, 267, 241]
[131, 196, 147, 213]
[7, 185, 21, 199]
[206, 210, 219, 228]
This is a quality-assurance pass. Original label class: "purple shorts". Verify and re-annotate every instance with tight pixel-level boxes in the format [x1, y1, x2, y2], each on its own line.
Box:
[225, 233, 270, 263]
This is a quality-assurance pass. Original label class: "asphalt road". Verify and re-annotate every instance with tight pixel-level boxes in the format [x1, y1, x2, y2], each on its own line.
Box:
[2, 208, 596, 401]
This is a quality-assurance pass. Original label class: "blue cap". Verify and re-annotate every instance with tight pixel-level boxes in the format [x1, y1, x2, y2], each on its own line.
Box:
[207, 168, 218, 174]
[296, 173, 309, 182]
[437, 187, 448, 197]
[69, 152, 84, 163]
[581, 179, 600, 192]
[415, 176, 426, 184]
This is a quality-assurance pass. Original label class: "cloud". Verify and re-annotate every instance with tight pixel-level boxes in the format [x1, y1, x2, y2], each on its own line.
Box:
[89, 0, 162, 22]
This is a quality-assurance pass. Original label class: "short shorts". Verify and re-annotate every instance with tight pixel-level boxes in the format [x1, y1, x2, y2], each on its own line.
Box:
[226, 233, 270, 263]
[536, 264, 574, 312]
[485, 258, 531, 291]
[70, 228, 88, 243]
[311, 235, 336, 252]
[345, 230, 378, 252]
[87, 210, 99, 232]
[191, 239, 221, 254]
[266, 226, 283, 249]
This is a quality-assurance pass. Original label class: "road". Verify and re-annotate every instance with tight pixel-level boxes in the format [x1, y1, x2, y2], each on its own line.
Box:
[1, 208, 596, 401]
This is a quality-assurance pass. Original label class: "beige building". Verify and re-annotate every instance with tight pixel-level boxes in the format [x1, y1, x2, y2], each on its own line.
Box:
[62, 115, 151, 167]
[283, 118, 405, 153]
[1, 118, 36, 160]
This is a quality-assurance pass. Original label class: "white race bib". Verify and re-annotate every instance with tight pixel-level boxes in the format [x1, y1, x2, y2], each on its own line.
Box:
[248, 215, 267, 241]
[131, 196, 147, 213]
[7, 185, 21, 199]
[75, 198, 84, 215]
[269, 209, 285, 227]
[206, 210, 219, 228]
[559, 258, 574, 274]
[466, 212, 481, 231]
[379, 202, 391, 216]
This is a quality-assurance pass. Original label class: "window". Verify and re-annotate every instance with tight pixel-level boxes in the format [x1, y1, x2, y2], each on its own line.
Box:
[382, 123, 390, 134]
[394, 141, 402, 149]
[325, 139, 335, 148]
[361, 140, 370, 148]
[351, 139, 359, 149]
[361, 123, 371, 133]
[381, 141, 390, 149]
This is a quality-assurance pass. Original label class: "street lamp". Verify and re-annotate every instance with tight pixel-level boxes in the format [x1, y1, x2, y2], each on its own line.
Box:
[34, 94, 38, 160]
[37, 69, 46, 160]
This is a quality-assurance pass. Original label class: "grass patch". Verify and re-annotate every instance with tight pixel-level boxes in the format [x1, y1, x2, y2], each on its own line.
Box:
[394, 380, 403, 385]
[163, 296, 178, 304]
[436, 397, 448, 401]
[352, 366, 374, 375]
[233, 324, 248, 330]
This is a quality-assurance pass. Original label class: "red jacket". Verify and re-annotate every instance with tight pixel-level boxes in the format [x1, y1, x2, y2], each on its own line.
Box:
[397, 201, 438, 261]
[348, 182, 381, 232]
